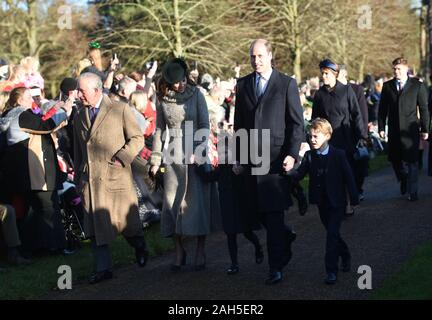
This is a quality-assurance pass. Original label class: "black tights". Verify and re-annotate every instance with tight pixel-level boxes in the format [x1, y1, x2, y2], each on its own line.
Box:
[226, 231, 261, 266]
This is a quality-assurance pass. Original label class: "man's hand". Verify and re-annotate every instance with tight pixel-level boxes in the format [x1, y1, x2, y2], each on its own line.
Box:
[232, 162, 244, 175]
[379, 131, 386, 139]
[421, 132, 429, 141]
[283, 155, 295, 172]
[111, 156, 124, 167]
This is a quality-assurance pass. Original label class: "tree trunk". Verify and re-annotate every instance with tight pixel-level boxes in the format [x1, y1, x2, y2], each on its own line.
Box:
[357, 54, 366, 83]
[27, 0, 38, 58]
[293, 46, 302, 82]
[292, 0, 301, 81]
[173, 0, 182, 57]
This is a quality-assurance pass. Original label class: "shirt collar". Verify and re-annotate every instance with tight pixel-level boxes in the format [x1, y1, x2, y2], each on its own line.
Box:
[317, 144, 329, 155]
[91, 94, 103, 110]
[397, 77, 408, 85]
[257, 68, 273, 81]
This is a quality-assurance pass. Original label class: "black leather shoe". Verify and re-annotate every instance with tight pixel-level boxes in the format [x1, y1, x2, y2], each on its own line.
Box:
[226, 264, 239, 275]
[88, 270, 113, 284]
[265, 271, 283, 285]
[400, 176, 407, 195]
[341, 257, 351, 272]
[135, 247, 149, 267]
[255, 246, 264, 264]
[324, 273, 337, 285]
[408, 192, 418, 202]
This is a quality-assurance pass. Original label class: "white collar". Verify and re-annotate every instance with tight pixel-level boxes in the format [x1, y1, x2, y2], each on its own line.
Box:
[257, 68, 273, 81]
[397, 77, 408, 85]
[317, 144, 329, 155]
[92, 95, 103, 109]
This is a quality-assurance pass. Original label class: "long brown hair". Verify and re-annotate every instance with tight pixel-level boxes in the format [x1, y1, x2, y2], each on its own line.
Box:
[6, 87, 27, 109]
[156, 75, 195, 99]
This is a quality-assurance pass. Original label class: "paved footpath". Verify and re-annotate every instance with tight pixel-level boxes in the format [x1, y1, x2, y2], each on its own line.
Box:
[49, 165, 432, 300]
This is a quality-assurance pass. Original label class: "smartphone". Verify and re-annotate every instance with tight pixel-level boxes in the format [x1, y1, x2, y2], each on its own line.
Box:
[112, 52, 121, 69]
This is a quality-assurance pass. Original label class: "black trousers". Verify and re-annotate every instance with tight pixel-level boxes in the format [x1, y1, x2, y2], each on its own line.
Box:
[91, 235, 146, 272]
[260, 210, 292, 272]
[317, 205, 350, 274]
[391, 160, 418, 194]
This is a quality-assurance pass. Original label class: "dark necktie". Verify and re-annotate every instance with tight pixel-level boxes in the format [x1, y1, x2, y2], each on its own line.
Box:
[90, 107, 99, 124]
[256, 75, 264, 99]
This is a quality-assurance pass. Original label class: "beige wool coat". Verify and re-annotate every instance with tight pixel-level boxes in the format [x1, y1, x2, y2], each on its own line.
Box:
[73, 95, 144, 245]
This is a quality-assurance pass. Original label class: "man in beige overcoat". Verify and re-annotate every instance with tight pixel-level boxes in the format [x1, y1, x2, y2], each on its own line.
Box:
[74, 72, 148, 284]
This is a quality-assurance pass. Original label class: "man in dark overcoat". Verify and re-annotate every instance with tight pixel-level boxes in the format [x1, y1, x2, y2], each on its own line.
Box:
[233, 39, 304, 285]
[378, 57, 429, 201]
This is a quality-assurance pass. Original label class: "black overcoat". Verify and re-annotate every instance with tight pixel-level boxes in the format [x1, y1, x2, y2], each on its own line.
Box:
[378, 77, 429, 163]
[312, 81, 366, 154]
[234, 69, 304, 212]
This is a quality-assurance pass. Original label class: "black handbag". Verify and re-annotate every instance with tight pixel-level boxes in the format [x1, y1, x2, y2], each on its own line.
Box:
[353, 140, 369, 161]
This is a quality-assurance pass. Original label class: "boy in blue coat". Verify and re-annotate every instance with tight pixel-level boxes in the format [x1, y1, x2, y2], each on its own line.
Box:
[289, 118, 359, 284]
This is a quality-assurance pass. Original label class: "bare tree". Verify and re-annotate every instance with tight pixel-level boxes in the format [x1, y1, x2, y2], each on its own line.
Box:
[93, 0, 253, 76]
[0, 0, 96, 96]
[247, 0, 344, 81]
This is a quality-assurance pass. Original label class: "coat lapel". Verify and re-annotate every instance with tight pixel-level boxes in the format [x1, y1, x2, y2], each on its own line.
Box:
[257, 69, 277, 108]
[246, 73, 258, 106]
[83, 107, 91, 131]
[89, 95, 112, 139]
[390, 78, 399, 96]
[399, 77, 413, 97]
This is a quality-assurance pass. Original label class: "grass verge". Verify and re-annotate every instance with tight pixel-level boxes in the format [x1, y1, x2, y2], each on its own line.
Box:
[370, 240, 432, 299]
[0, 223, 173, 299]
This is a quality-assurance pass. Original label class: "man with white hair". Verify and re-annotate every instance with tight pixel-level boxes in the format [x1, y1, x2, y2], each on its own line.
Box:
[117, 76, 137, 102]
[73, 72, 147, 284]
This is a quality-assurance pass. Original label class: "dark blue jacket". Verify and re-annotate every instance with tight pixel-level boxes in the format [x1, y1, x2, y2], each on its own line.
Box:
[290, 145, 359, 207]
